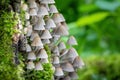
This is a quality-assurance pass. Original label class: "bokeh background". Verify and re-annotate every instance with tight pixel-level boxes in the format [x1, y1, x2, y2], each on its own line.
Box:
[55, 0, 120, 80]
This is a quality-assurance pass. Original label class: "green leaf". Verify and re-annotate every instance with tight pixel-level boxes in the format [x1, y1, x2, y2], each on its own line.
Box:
[78, 4, 98, 12]
[76, 12, 109, 26]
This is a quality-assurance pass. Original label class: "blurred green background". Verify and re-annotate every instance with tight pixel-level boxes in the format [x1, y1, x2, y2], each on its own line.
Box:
[55, 0, 120, 80]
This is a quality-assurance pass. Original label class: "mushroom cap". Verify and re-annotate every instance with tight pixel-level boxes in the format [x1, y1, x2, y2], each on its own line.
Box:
[28, 1, 37, 8]
[73, 56, 85, 69]
[35, 62, 43, 70]
[40, 58, 49, 63]
[58, 42, 66, 51]
[67, 36, 78, 45]
[53, 25, 69, 36]
[52, 46, 60, 56]
[27, 52, 36, 60]
[52, 56, 60, 64]
[26, 44, 32, 52]
[31, 36, 43, 47]
[67, 48, 78, 59]
[27, 61, 35, 69]
[52, 13, 64, 23]
[42, 39, 50, 44]
[69, 72, 79, 80]
[40, 0, 55, 4]
[45, 18, 56, 29]
[38, 5, 49, 16]
[29, 8, 37, 16]
[61, 62, 74, 72]
[49, 4, 58, 13]
[37, 48, 48, 58]
[40, 30, 52, 39]
[26, 25, 33, 37]
[54, 67, 64, 76]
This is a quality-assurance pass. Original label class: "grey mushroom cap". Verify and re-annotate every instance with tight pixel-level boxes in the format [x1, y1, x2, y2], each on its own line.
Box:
[53, 25, 69, 36]
[26, 44, 32, 52]
[67, 36, 78, 45]
[49, 4, 58, 13]
[54, 67, 64, 77]
[58, 42, 66, 51]
[31, 36, 43, 47]
[35, 62, 43, 70]
[67, 48, 78, 59]
[27, 52, 36, 60]
[37, 5, 49, 16]
[27, 61, 35, 69]
[73, 56, 85, 69]
[69, 72, 79, 80]
[52, 56, 60, 64]
[61, 62, 74, 72]
[40, 58, 49, 63]
[29, 8, 37, 16]
[52, 13, 65, 23]
[40, 0, 55, 4]
[45, 18, 56, 29]
[40, 30, 52, 39]
[37, 48, 48, 58]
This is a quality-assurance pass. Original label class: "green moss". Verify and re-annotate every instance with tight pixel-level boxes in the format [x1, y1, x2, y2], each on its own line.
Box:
[0, 11, 24, 80]
[24, 45, 54, 80]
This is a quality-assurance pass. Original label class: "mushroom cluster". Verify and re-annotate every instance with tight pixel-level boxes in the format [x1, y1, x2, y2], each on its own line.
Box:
[19, 0, 85, 79]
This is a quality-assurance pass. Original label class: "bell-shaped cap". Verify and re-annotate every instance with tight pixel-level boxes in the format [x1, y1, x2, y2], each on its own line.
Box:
[52, 13, 64, 23]
[59, 14, 65, 22]
[42, 39, 50, 44]
[29, 1, 37, 8]
[61, 62, 74, 72]
[40, 0, 55, 4]
[27, 52, 36, 60]
[38, 5, 49, 16]
[34, 18, 45, 30]
[26, 25, 33, 37]
[52, 56, 60, 64]
[49, 4, 58, 13]
[40, 58, 49, 63]
[27, 61, 35, 69]
[63, 76, 71, 80]
[52, 46, 60, 56]
[26, 44, 32, 52]
[40, 30, 52, 39]
[67, 36, 78, 45]
[69, 72, 78, 80]
[29, 8, 37, 16]
[35, 62, 43, 70]
[73, 56, 85, 69]
[30, 32, 39, 41]
[67, 48, 78, 59]
[54, 25, 69, 36]
[31, 36, 43, 47]
[37, 49, 48, 58]
[61, 22, 69, 30]
[54, 67, 64, 76]
[58, 42, 66, 51]
[45, 18, 56, 29]
[31, 16, 39, 25]
[21, 3, 28, 11]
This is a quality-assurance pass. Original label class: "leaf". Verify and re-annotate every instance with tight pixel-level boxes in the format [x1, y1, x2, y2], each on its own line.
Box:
[95, 0, 120, 11]
[76, 12, 109, 26]
[78, 4, 99, 12]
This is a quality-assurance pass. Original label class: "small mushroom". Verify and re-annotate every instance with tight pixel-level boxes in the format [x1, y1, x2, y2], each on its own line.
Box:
[61, 62, 74, 72]
[35, 62, 43, 70]
[37, 48, 48, 58]
[31, 36, 43, 47]
[67, 36, 78, 46]
[49, 4, 58, 13]
[54, 67, 64, 76]
[27, 61, 35, 69]
[27, 52, 36, 60]
[40, 30, 52, 39]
